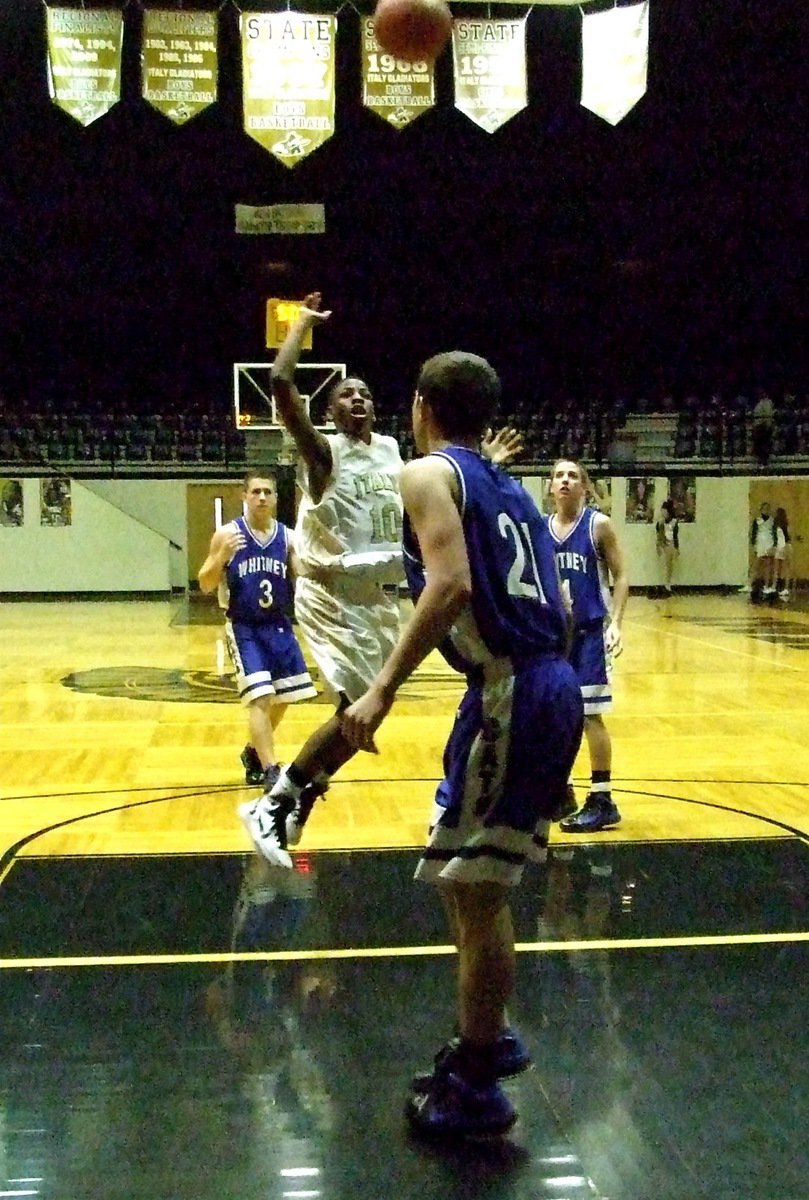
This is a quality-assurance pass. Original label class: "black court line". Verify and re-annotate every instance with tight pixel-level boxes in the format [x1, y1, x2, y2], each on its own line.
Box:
[611, 785, 809, 842]
[0, 786, 244, 878]
[2, 776, 807, 880]
[4, 773, 807, 805]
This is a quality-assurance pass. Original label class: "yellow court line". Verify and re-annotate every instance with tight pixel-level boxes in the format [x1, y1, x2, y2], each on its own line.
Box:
[1, 929, 808, 970]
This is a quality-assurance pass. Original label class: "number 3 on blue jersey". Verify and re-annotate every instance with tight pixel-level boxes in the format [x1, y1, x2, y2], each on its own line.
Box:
[498, 513, 548, 603]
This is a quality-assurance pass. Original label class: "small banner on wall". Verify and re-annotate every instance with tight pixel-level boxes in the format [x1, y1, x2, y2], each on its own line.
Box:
[452, 19, 527, 133]
[235, 204, 325, 234]
[241, 12, 336, 168]
[581, 1, 649, 126]
[46, 7, 123, 126]
[360, 18, 436, 128]
[141, 9, 218, 124]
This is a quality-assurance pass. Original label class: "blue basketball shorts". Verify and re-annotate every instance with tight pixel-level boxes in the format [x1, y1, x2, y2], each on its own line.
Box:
[569, 619, 613, 716]
[225, 618, 317, 707]
[415, 653, 584, 888]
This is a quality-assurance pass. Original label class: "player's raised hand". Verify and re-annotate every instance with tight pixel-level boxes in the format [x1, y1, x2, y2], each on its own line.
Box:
[218, 526, 246, 563]
[299, 291, 332, 323]
[481, 426, 523, 465]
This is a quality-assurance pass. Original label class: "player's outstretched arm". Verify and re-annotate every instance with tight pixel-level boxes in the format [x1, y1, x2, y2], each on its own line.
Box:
[340, 457, 470, 751]
[271, 291, 333, 492]
[198, 525, 246, 593]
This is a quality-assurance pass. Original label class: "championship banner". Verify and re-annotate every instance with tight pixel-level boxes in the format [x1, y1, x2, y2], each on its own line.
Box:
[235, 203, 325, 235]
[360, 18, 435, 128]
[45, 7, 123, 126]
[581, 1, 649, 126]
[241, 12, 336, 168]
[452, 19, 527, 133]
[141, 9, 218, 125]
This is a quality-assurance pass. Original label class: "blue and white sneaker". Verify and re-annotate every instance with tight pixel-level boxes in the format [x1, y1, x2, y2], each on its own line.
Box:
[559, 794, 621, 833]
[411, 1028, 531, 1092]
[238, 796, 294, 869]
[406, 1072, 517, 1140]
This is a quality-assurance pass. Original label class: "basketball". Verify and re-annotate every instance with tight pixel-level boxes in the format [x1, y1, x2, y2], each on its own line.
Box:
[372, 0, 453, 63]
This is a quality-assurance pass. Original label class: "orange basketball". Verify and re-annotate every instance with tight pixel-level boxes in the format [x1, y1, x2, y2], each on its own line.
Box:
[372, 0, 452, 63]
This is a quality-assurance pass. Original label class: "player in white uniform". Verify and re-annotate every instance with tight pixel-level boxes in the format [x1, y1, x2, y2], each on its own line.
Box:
[239, 294, 524, 869]
[239, 293, 405, 867]
[294, 427, 405, 703]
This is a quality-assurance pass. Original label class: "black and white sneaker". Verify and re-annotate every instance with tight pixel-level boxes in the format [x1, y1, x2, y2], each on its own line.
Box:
[285, 779, 328, 847]
[238, 796, 294, 869]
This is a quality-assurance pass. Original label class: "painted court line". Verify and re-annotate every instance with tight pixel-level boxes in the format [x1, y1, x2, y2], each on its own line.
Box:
[1, 929, 808, 969]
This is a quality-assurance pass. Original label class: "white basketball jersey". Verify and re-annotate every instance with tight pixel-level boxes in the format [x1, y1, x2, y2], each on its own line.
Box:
[295, 432, 404, 580]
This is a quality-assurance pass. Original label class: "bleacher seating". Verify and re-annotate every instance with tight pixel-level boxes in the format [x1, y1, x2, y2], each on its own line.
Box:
[1, 386, 808, 472]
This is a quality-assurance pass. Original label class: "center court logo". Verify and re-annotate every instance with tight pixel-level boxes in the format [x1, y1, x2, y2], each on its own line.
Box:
[61, 667, 238, 703]
[61, 666, 457, 703]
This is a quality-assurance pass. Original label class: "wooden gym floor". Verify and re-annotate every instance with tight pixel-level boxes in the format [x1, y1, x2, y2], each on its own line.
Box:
[0, 591, 807, 1199]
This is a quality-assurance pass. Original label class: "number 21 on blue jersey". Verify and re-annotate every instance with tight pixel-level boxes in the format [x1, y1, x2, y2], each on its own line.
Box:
[498, 513, 548, 603]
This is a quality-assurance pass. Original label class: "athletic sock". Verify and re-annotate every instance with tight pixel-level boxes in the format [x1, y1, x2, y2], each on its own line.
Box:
[590, 770, 611, 803]
[269, 764, 306, 802]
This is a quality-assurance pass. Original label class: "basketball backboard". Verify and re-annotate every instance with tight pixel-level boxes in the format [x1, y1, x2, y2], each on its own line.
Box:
[233, 362, 346, 431]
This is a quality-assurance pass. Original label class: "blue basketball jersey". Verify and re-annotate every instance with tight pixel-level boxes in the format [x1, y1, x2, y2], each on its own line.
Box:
[224, 516, 294, 625]
[403, 447, 567, 673]
[547, 506, 609, 627]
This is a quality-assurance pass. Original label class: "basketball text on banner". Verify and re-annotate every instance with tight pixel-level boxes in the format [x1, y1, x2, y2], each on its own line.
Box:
[452, 19, 527, 133]
[360, 17, 436, 128]
[45, 7, 123, 126]
[141, 9, 218, 125]
[235, 204, 326, 235]
[240, 12, 336, 167]
[580, 1, 649, 126]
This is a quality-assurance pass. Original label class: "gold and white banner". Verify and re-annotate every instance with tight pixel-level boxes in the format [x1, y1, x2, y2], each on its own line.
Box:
[581, 1, 649, 126]
[45, 7, 123, 126]
[360, 18, 435, 128]
[452, 19, 527, 133]
[241, 12, 336, 168]
[141, 9, 218, 125]
[235, 203, 325, 235]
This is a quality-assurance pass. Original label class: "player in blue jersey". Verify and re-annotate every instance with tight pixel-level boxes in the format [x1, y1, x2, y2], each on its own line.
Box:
[341, 351, 583, 1141]
[198, 472, 316, 788]
[547, 459, 628, 832]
